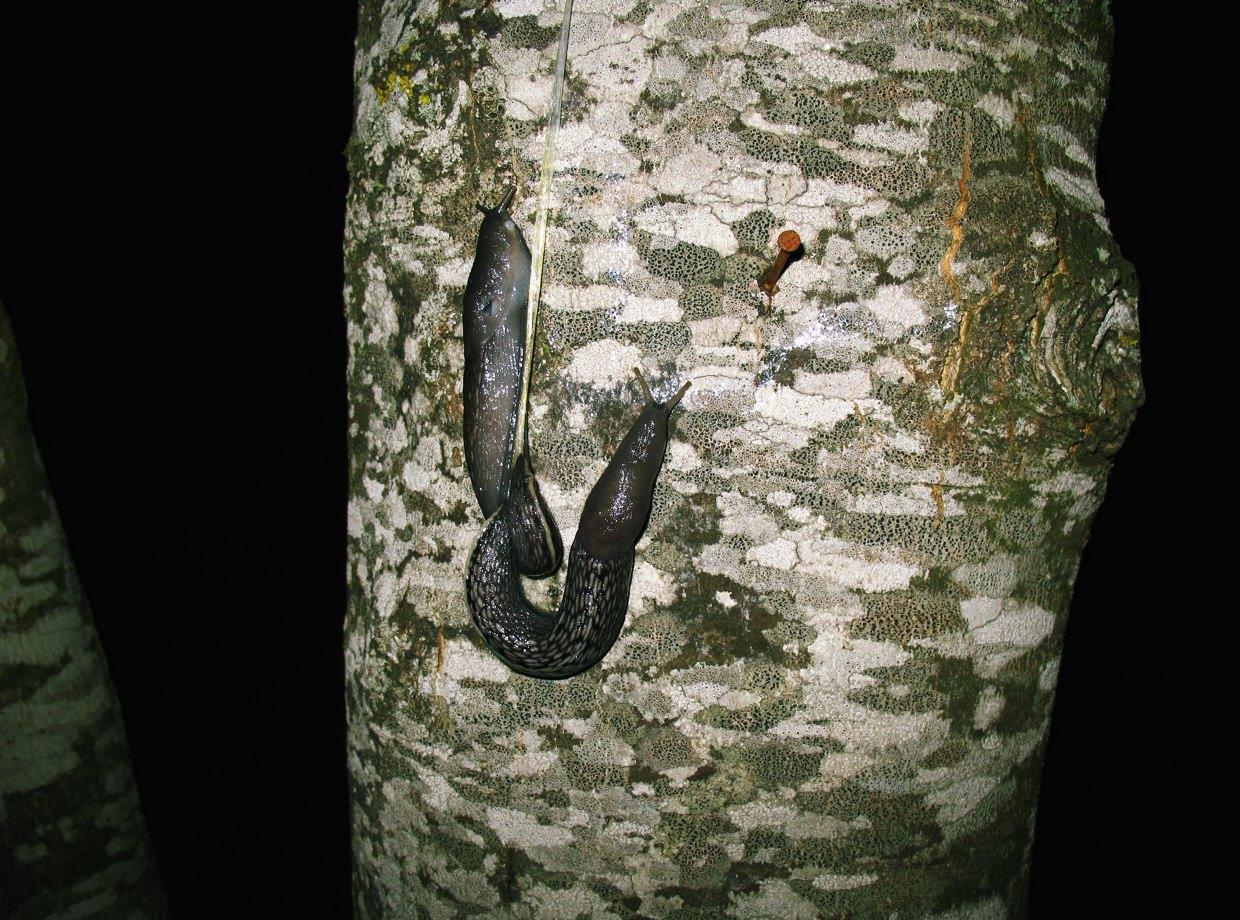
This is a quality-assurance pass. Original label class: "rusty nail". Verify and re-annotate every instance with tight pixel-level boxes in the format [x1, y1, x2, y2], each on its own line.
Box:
[758, 229, 802, 295]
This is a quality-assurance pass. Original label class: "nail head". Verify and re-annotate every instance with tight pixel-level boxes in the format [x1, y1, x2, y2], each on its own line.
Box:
[777, 230, 801, 252]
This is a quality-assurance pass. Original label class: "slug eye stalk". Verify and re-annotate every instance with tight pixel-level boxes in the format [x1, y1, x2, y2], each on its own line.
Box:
[665, 379, 691, 412]
[633, 366, 654, 403]
[633, 367, 691, 412]
[476, 186, 516, 217]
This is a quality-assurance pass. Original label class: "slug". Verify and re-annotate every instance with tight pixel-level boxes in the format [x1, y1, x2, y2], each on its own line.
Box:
[466, 371, 689, 680]
[462, 189, 561, 577]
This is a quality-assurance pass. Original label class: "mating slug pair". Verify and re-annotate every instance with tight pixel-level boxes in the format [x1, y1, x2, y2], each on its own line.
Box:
[461, 190, 688, 679]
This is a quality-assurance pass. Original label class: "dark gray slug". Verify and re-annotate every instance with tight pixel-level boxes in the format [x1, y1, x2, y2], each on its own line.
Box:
[462, 189, 561, 578]
[466, 372, 689, 680]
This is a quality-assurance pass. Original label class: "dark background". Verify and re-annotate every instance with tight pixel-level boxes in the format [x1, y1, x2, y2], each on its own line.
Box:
[0, 5, 1200, 918]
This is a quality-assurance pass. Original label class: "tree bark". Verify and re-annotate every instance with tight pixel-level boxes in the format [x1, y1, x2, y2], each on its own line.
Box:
[344, 2, 1141, 917]
[0, 307, 165, 918]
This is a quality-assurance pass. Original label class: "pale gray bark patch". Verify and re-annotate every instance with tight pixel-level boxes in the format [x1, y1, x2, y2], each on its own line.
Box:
[0, 307, 166, 919]
[345, 1, 1140, 917]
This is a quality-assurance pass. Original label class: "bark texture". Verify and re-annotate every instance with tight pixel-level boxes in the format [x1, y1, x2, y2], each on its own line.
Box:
[0, 308, 165, 918]
[345, 2, 1141, 917]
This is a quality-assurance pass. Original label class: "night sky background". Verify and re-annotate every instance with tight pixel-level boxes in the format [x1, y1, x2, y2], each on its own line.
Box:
[0, 5, 1204, 917]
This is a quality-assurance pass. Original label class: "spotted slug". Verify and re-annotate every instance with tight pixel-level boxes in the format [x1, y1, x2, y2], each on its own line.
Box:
[466, 372, 688, 680]
[461, 189, 561, 578]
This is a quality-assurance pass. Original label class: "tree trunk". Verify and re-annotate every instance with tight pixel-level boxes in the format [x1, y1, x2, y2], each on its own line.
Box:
[0, 308, 165, 918]
[344, 2, 1141, 917]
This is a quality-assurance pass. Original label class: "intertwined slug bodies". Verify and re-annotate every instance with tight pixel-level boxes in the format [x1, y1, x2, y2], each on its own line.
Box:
[461, 191, 686, 679]
[467, 377, 688, 680]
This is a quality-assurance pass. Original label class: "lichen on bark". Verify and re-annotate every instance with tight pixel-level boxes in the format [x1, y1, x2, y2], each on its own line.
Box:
[344, 2, 1141, 917]
[0, 307, 166, 919]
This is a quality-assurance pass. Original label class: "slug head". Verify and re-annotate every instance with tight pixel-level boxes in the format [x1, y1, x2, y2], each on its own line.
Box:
[577, 372, 690, 560]
[464, 188, 531, 336]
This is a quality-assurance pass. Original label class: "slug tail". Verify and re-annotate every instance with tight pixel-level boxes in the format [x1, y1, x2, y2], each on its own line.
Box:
[504, 452, 564, 578]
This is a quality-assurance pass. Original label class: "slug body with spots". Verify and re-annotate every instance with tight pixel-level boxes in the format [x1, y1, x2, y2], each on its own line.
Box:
[467, 378, 688, 680]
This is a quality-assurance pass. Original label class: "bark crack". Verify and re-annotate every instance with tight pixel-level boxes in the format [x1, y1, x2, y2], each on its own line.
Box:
[938, 136, 973, 395]
[940, 257, 1013, 397]
[1017, 105, 1048, 197]
[1029, 251, 1068, 354]
[931, 472, 946, 529]
[939, 135, 973, 308]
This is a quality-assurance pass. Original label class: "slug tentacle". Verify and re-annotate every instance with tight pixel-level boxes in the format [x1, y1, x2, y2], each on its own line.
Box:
[476, 186, 515, 217]
[461, 187, 561, 576]
[466, 371, 688, 679]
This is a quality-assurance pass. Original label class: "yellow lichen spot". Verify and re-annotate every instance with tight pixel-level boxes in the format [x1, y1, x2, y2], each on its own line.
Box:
[375, 71, 414, 105]
[418, 92, 431, 106]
